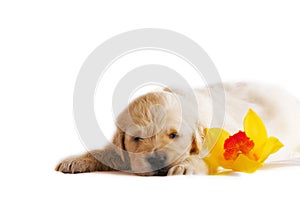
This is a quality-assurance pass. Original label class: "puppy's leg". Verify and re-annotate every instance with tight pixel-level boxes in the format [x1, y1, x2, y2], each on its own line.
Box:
[167, 156, 208, 175]
[55, 146, 130, 173]
[55, 150, 105, 173]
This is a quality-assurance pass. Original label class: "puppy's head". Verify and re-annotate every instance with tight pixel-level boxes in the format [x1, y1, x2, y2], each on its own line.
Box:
[113, 90, 204, 175]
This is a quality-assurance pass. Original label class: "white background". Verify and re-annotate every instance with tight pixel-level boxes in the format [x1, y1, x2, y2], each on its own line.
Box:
[1, 0, 300, 200]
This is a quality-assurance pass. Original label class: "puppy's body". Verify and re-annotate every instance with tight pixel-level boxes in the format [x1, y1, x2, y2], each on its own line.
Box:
[56, 82, 300, 175]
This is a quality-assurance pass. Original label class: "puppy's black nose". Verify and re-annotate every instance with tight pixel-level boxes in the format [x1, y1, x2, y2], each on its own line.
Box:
[146, 152, 167, 171]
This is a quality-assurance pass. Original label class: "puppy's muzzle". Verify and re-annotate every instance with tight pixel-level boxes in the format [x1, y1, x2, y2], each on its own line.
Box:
[146, 152, 167, 171]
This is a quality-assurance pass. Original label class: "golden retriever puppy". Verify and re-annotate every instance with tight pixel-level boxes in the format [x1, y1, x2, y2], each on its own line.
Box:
[56, 82, 300, 175]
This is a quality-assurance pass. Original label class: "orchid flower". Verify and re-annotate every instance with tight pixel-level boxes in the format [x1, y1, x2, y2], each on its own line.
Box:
[203, 109, 284, 174]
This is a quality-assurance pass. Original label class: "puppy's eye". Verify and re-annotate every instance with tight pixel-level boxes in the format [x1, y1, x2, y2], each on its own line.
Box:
[169, 133, 178, 139]
[133, 136, 142, 142]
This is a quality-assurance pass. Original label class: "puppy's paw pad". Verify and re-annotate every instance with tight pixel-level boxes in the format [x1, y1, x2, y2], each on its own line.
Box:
[55, 158, 96, 173]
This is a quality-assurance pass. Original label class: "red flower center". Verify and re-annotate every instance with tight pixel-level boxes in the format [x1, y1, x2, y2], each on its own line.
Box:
[223, 131, 255, 160]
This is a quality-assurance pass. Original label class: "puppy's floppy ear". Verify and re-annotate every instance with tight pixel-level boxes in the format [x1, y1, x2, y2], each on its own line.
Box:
[190, 134, 201, 155]
[112, 128, 126, 161]
[189, 124, 206, 155]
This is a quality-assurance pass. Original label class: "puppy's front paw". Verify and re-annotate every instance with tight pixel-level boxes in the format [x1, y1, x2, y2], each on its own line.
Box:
[55, 157, 98, 174]
[167, 164, 196, 175]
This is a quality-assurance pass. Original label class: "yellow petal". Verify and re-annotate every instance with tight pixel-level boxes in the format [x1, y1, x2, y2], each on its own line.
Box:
[231, 154, 263, 173]
[244, 109, 268, 154]
[258, 136, 284, 162]
[202, 128, 230, 154]
[202, 128, 230, 174]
